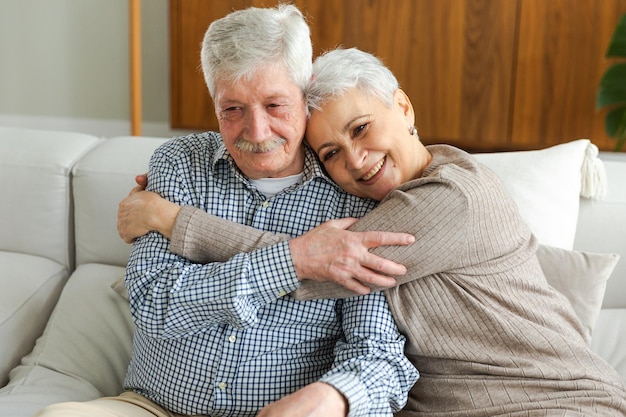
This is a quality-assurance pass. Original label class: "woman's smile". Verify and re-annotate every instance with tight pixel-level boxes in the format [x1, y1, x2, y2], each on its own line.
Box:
[360, 156, 386, 183]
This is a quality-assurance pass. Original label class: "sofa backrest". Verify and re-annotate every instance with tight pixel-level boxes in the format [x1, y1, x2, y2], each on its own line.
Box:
[72, 136, 168, 267]
[574, 152, 626, 309]
[0, 127, 99, 269]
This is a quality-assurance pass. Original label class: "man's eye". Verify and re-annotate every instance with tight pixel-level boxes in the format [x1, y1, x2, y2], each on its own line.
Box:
[268, 103, 288, 113]
[218, 107, 243, 121]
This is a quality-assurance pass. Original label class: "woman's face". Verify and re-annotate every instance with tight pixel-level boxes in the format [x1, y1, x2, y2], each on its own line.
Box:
[306, 88, 419, 201]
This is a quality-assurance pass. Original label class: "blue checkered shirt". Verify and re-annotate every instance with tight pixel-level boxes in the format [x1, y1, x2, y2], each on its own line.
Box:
[124, 132, 418, 416]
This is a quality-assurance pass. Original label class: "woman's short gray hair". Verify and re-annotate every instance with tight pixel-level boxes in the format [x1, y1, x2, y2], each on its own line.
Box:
[200, 4, 313, 98]
[307, 48, 399, 112]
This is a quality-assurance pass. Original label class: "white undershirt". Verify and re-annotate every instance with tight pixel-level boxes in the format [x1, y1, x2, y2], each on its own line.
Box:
[249, 173, 303, 198]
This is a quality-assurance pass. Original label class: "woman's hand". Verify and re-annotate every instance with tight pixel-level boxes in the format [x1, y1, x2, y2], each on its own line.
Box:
[117, 174, 180, 243]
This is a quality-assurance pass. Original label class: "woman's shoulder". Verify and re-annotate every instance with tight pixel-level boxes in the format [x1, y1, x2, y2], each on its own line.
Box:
[422, 144, 494, 182]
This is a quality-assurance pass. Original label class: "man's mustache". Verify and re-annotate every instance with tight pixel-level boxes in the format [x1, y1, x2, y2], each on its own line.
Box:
[235, 137, 287, 153]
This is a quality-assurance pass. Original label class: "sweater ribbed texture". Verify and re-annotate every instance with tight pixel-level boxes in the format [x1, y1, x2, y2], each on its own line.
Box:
[170, 145, 626, 416]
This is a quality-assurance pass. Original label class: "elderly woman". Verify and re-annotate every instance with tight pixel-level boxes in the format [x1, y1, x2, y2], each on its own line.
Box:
[118, 48, 626, 415]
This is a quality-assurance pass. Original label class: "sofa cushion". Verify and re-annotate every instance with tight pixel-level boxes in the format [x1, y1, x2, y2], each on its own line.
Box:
[575, 153, 626, 309]
[72, 136, 168, 267]
[0, 127, 100, 269]
[0, 264, 134, 417]
[590, 309, 626, 382]
[0, 252, 68, 387]
[536, 245, 619, 342]
[474, 139, 591, 250]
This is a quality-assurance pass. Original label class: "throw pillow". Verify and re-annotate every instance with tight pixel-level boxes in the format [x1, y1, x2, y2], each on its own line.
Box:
[474, 139, 593, 250]
[536, 244, 619, 342]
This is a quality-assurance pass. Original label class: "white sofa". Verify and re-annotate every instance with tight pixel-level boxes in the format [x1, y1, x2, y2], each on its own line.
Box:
[0, 127, 624, 416]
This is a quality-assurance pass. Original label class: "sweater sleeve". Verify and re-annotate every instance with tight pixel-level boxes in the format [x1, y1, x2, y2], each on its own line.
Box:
[169, 177, 469, 301]
[170, 205, 291, 263]
[295, 180, 469, 299]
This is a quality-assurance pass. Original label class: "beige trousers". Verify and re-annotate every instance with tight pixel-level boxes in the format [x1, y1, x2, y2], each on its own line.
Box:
[32, 391, 202, 417]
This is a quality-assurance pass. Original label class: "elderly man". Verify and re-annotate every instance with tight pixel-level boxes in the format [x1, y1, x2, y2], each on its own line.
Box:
[34, 4, 418, 417]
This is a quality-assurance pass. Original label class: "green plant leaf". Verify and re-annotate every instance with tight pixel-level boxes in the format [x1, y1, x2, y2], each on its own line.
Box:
[596, 63, 626, 109]
[616, 135, 626, 151]
[607, 14, 626, 58]
[614, 109, 626, 151]
[605, 106, 626, 137]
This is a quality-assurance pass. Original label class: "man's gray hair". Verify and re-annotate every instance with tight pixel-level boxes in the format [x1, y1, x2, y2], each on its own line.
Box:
[201, 4, 312, 98]
[307, 48, 399, 112]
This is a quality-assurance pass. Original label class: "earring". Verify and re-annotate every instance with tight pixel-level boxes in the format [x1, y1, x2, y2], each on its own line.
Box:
[409, 126, 418, 136]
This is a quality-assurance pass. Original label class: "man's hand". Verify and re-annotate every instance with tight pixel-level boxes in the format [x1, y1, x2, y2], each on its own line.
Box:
[117, 174, 180, 243]
[289, 218, 414, 294]
[257, 382, 347, 417]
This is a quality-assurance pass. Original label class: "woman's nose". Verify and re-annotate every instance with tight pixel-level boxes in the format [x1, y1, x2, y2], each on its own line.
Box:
[345, 144, 367, 170]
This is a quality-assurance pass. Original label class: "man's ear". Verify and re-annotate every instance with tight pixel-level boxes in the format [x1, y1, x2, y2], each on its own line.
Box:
[394, 89, 415, 126]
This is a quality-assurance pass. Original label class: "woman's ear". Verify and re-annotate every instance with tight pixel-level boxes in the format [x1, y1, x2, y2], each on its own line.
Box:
[394, 89, 415, 126]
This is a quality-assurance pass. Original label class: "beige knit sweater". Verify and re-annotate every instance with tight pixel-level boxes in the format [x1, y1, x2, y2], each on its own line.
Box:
[169, 145, 626, 416]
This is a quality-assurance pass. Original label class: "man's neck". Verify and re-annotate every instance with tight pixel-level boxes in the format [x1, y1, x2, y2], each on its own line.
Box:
[249, 173, 304, 198]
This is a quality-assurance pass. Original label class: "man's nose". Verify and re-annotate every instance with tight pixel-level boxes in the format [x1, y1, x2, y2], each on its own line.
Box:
[245, 108, 271, 142]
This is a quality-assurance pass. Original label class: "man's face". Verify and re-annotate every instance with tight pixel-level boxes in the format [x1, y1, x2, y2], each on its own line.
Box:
[213, 64, 307, 179]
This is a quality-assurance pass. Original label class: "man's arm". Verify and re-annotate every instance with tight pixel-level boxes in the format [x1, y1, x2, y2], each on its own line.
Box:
[257, 293, 418, 416]
[126, 150, 303, 335]
[166, 183, 468, 299]
[118, 187, 413, 295]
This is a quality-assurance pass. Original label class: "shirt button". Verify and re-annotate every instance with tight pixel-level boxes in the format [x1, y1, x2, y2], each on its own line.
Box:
[262, 201, 270, 208]
[228, 335, 236, 343]
[218, 382, 227, 390]
[277, 290, 287, 297]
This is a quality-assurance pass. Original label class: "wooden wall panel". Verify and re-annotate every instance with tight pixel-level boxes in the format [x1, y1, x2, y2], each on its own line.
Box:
[169, 0, 518, 151]
[169, 0, 225, 130]
[411, 0, 518, 149]
[170, 0, 626, 152]
[512, 0, 626, 150]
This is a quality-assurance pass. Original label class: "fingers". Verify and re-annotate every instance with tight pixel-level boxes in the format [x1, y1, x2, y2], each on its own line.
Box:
[362, 230, 415, 249]
[361, 251, 408, 277]
[326, 217, 359, 230]
[135, 173, 148, 188]
[338, 277, 372, 295]
[341, 273, 395, 295]
[128, 184, 144, 197]
[289, 220, 412, 293]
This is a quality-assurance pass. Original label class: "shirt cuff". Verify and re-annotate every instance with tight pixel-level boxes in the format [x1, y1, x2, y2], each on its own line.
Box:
[319, 372, 370, 417]
[247, 241, 301, 302]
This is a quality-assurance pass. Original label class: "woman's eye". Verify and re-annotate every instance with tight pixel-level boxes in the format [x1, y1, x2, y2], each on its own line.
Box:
[322, 150, 338, 162]
[353, 124, 367, 137]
